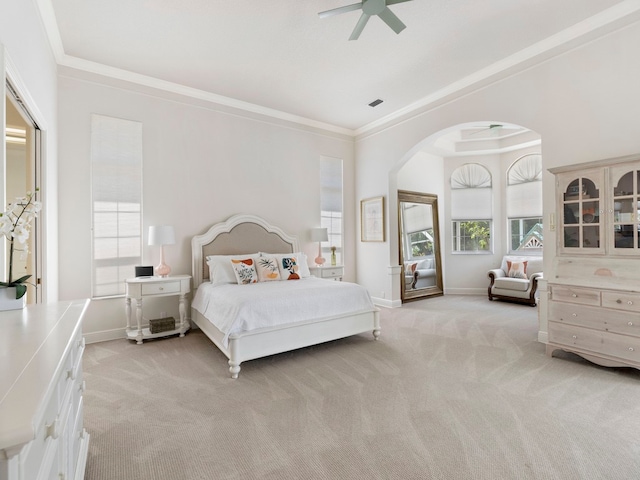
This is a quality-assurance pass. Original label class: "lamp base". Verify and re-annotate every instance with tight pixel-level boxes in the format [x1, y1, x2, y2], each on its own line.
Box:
[314, 256, 326, 267]
[155, 262, 171, 277]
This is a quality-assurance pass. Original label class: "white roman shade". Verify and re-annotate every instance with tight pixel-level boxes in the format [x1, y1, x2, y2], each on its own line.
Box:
[451, 163, 492, 219]
[402, 203, 433, 233]
[91, 114, 143, 297]
[320, 157, 342, 213]
[507, 154, 542, 217]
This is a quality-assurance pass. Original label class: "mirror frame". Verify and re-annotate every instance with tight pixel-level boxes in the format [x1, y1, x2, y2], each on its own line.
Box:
[398, 190, 444, 302]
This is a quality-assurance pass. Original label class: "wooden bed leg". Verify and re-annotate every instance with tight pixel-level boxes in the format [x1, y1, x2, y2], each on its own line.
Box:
[229, 361, 241, 379]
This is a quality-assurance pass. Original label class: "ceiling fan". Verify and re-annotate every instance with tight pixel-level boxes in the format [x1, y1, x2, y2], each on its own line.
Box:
[318, 0, 413, 41]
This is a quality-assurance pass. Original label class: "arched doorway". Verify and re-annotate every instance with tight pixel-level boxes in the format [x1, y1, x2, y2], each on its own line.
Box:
[392, 122, 542, 300]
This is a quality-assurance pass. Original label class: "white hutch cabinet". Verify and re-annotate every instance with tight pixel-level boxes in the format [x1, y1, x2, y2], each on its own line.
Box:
[0, 300, 90, 480]
[542, 154, 640, 369]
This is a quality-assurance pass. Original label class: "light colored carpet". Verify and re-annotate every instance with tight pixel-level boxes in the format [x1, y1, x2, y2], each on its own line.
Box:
[83, 295, 640, 479]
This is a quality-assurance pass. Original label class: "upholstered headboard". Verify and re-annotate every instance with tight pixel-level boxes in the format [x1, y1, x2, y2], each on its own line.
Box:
[191, 214, 298, 288]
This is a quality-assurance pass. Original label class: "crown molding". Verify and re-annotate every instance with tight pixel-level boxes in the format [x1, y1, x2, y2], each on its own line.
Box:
[36, 0, 640, 139]
[354, 1, 640, 138]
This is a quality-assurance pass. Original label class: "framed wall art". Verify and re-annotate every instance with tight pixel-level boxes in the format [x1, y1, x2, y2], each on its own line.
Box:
[361, 196, 385, 242]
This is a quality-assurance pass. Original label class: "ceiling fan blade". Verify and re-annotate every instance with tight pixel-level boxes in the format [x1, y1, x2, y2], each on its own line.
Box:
[386, 0, 413, 5]
[318, 2, 363, 19]
[349, 12, 371, 40]
[378, 6, 406, 34]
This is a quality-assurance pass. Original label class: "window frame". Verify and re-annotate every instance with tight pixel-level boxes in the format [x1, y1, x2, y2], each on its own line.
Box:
[451, 219, 493, 254]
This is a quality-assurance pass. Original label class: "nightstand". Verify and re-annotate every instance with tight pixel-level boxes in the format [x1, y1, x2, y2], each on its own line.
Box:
[125, 274, 191, 344]
[309, 265, 344, 281]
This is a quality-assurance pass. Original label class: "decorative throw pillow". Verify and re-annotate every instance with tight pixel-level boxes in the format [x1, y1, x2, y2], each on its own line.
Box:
[278, 256, 300, 280]
[255, 256, 281, 282]
[231, 258, 258, 284]
[507, 260, 528, 279]
[260, 252, 310, 278]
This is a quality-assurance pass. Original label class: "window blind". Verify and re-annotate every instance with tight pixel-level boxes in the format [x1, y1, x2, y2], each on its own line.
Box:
[91, 114, 143, 297]
[320, 156, 343, 264]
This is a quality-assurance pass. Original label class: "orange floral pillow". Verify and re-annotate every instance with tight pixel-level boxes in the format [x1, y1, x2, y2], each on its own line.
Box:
[231, 258, 258, 284]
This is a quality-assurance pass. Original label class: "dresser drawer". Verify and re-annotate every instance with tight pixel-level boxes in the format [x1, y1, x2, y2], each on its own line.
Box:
[141, 281, 180, 296]
[21, 382, 62, 480]
[550, 285, 600, 306]
[549, 322, 640, 364]
[549, 301, 640, 337]
[602, 290, 640, 313]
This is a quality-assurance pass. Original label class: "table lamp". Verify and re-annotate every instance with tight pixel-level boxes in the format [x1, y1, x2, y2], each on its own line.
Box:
[311, 228, 328, 266]
[148, 225, 175, 277]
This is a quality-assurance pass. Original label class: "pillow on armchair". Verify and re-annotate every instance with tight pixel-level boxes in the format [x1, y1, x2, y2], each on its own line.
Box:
[506, 260, 528, 279]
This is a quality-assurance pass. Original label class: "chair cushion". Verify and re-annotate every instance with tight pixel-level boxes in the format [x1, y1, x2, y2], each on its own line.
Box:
[494, 277, 530, 292]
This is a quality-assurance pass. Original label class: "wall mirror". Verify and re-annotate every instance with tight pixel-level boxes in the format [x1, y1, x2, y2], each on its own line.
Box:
[398, 190, 443, 302]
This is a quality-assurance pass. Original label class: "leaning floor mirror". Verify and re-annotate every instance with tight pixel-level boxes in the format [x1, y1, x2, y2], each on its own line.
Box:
[398, 190, 444, 302]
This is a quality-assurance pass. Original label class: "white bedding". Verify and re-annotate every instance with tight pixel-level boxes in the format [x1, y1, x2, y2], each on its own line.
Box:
[192, 277, 375, 347]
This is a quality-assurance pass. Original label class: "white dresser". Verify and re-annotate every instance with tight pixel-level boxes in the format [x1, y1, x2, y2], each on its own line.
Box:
[0, 300, 90, 480]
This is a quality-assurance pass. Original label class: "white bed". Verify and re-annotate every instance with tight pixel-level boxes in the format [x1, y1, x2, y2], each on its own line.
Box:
[191, 214, 381, 378]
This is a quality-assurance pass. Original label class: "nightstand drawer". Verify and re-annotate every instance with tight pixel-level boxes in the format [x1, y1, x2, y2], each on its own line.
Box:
[141, 281, 180, 295]
[321, 267, 343, 279]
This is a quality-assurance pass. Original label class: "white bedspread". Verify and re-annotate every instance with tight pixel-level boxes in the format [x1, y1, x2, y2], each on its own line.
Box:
[192, 277, 375, 347]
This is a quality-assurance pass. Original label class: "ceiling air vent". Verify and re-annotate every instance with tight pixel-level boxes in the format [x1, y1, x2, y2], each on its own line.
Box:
[368, 99, 383, 107]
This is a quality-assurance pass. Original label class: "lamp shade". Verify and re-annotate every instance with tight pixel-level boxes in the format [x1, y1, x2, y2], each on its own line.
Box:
[148, 225, 175, 246]
[310, 228, 328, 242]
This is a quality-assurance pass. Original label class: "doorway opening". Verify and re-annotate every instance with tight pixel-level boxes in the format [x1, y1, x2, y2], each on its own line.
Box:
[5, 80, 42, 304]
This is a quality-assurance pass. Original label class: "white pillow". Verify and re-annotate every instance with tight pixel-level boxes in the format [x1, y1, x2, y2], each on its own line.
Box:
[259, 252, 310, 278]
[206, 254, 258, 285]
[416, 258, 432, 270]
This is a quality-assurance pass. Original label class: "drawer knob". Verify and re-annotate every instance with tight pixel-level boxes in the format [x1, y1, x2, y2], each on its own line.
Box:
[629, 322, 634, 326]
[572, 294, 577, 298]
[629, 347, 635, 352]
[617, 299, 622, 304]
[159, 287, 164, 291]
[572, 313, 577, 317]
[629, 301, 634, 305]
[572, 335, 577, 339]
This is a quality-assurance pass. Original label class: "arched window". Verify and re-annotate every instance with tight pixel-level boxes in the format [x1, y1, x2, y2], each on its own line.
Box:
[451, 163, 492, 253]
[506, 154, 543, 252]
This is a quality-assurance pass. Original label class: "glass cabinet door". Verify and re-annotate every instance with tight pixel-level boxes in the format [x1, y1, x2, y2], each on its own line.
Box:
[558, 170, 604, 254]
[610, 166, 640, 254]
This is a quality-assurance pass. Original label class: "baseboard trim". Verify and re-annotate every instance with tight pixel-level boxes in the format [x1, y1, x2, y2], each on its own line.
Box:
[538, 331, 549, 344]
[84, 328, 125, 344]
[371, 297, 402, 308]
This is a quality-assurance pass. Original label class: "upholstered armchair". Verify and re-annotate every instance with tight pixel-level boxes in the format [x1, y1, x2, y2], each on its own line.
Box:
[404, 257, 437, 289]
[488, 256, 543, 307]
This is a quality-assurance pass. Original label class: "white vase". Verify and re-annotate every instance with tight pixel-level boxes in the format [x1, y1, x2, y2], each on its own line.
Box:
[0, 287, 26, 311]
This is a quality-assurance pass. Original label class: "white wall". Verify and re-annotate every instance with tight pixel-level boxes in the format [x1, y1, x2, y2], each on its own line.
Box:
[57, 75, 356, 340]
[356, 20, 640, 305]
[0, 0, 59, 302]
